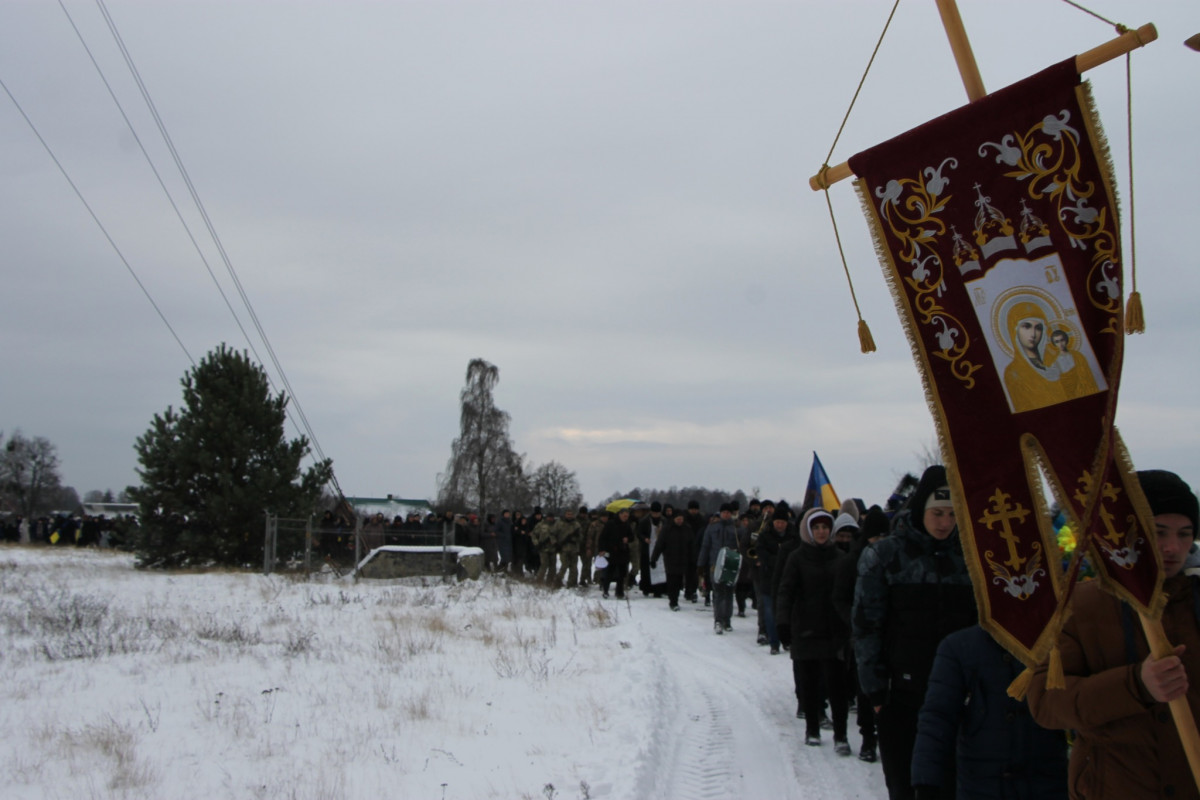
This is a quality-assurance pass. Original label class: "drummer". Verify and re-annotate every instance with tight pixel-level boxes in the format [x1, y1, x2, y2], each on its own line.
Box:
[697, 503, 749, 635]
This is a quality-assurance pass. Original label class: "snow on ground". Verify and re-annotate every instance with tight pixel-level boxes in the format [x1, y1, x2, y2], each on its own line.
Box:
[0, 545, 887, 799]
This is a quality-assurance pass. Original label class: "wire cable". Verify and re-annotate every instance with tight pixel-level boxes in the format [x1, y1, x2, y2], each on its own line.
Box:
[92, 0, 341, 492]
[60, 0, 339, 485]
[0, 75, 195, 367]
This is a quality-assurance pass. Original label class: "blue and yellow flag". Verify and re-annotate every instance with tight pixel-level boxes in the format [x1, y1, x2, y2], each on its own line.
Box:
[803, 452, 841, 512]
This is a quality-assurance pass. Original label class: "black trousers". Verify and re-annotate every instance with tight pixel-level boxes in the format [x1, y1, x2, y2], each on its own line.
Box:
[665, 573, 684, 607]
[601, 555, 630, 598]
[877, 696, 955, 800]
[801, 658, 848, 740]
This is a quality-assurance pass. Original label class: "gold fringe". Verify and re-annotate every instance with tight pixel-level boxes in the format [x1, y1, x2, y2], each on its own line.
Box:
[857, 318, 877, 353]
[1047, 645, 1066, 690]
[1125, 291, 1145, 333]
[1007, 666, 1034, 701]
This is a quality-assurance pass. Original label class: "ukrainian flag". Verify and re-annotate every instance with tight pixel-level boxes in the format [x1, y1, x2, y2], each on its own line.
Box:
[804, 452, 841, 512]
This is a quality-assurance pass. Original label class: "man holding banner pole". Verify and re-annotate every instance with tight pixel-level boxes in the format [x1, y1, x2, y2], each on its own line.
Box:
[1028, 471, 1200, 800]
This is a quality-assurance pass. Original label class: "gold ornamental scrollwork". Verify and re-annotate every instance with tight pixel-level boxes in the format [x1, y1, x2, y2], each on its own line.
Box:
[978, 108, 1122, 334]
[874, 160, 984, 388]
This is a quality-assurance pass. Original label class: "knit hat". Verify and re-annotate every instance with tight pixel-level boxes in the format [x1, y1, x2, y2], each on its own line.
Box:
[908, 465, 951, 535]
[650, 501, 662, 513]
[1138, 470, 1198, 532]
[773, 501, 791, 521]
[859, 505, 890, 540]
[832, 512, 859, 535]
[719, 502, 733, 513]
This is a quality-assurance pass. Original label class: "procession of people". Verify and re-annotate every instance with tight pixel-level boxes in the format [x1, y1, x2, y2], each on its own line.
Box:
[422, 465, 1199, 800]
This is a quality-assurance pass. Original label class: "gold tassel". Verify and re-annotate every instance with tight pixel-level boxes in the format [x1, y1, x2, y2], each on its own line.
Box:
[1047, 645, 1066, 690]
[857, 318, 877, 354]
[1007, 666, 1034, 701]
[1125, 291, 1145, 333]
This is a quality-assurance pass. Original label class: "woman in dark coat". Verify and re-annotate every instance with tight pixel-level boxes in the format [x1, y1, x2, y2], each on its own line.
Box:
[650, 508, 697, 610]
[776, 507, 851, 753]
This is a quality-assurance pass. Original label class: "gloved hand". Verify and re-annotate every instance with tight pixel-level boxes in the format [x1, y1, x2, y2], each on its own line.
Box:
[776, 623, 792, 647]
[649, 559, 658, 569]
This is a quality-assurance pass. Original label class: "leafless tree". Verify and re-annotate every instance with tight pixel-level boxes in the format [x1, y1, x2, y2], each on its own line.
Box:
[529, 461, 582, 512]
[437, 359, 525, 518]
[0, 430, 64, 518]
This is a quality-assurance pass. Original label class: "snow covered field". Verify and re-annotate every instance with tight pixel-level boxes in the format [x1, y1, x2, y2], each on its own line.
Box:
[0, 545, 887, 799]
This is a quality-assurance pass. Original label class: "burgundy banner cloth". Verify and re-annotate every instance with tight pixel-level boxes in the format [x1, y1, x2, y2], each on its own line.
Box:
[848, 59, 1163, 665]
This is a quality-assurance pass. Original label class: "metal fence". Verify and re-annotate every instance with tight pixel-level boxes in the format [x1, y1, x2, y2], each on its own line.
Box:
[264, 514, 455, 577]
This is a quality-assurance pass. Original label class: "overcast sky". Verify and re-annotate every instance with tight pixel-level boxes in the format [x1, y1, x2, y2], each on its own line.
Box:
[3, 0, 1198, 509]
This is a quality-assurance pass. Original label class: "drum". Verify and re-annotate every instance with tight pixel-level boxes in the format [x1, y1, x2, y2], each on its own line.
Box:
[713, 546, 742, 587]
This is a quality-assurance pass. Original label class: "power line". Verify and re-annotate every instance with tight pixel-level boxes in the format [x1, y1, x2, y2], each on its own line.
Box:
[90, 0, 342, 496]
[0, 75, 196, 367]
[58, 0, 340, 497]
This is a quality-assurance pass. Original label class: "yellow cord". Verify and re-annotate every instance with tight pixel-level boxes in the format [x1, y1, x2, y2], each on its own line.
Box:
[818, 0, 901, 353]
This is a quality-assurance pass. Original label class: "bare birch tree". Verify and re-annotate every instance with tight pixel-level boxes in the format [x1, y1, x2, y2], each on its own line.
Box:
[437, 359, 525, 517]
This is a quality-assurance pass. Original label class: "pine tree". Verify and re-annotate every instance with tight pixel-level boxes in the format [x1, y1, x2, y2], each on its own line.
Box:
[130, 345, 332, 568]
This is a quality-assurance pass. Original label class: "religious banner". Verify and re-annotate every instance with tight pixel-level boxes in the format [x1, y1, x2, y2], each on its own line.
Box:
[847, 59, 1164, 668]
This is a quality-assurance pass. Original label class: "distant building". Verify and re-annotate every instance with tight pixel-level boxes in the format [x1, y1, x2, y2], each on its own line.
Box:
[344, 496, 433, 520]
[81, 502, 139, 518]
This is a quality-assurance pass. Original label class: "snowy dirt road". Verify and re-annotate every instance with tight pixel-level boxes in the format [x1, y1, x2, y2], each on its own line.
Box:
[612, 594, 888, 800]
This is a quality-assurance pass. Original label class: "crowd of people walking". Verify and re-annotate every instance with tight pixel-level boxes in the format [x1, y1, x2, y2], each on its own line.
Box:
[405, 464, 1199, 800]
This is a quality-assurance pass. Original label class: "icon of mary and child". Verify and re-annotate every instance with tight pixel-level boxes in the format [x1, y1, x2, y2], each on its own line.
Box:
[1002, 299, 1103, 414]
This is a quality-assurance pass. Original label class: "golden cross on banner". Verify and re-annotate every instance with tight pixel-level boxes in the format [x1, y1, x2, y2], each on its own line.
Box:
[978, 489, 1032, 570]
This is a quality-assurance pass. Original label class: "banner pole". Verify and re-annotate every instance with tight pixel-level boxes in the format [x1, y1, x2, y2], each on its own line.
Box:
[1138, 612, 1200, 793]
[934, 0, 987, 101]
[808, 22, 1158, 191]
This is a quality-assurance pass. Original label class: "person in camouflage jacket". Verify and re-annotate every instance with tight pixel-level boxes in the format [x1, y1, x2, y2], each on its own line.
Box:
[580, 508, 605, 586]
[852, 465, 976, 800]
[554, 508, 584, 588]
[532, 511, 559, 585]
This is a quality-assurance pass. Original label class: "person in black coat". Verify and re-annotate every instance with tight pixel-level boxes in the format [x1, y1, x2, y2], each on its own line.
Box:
[776, 507, 851, 753]
[597, 507, 635, 599]
[650, 508, 697, 610]
[833, 504, 891, 762]
[683, 500, 707, 604]
[752, 500, 791, 654]
[911, 625, 1068, 799]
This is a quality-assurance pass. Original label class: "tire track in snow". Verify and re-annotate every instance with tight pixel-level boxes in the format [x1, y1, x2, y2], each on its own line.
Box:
[629, 598, 888, 799]
[669, 688, 736, 800]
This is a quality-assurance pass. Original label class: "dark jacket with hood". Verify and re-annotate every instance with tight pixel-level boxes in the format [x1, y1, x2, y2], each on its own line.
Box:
[852, 466, 976, 707]
[776, 508, 849, 661]
[912, 624, 1068, 799]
